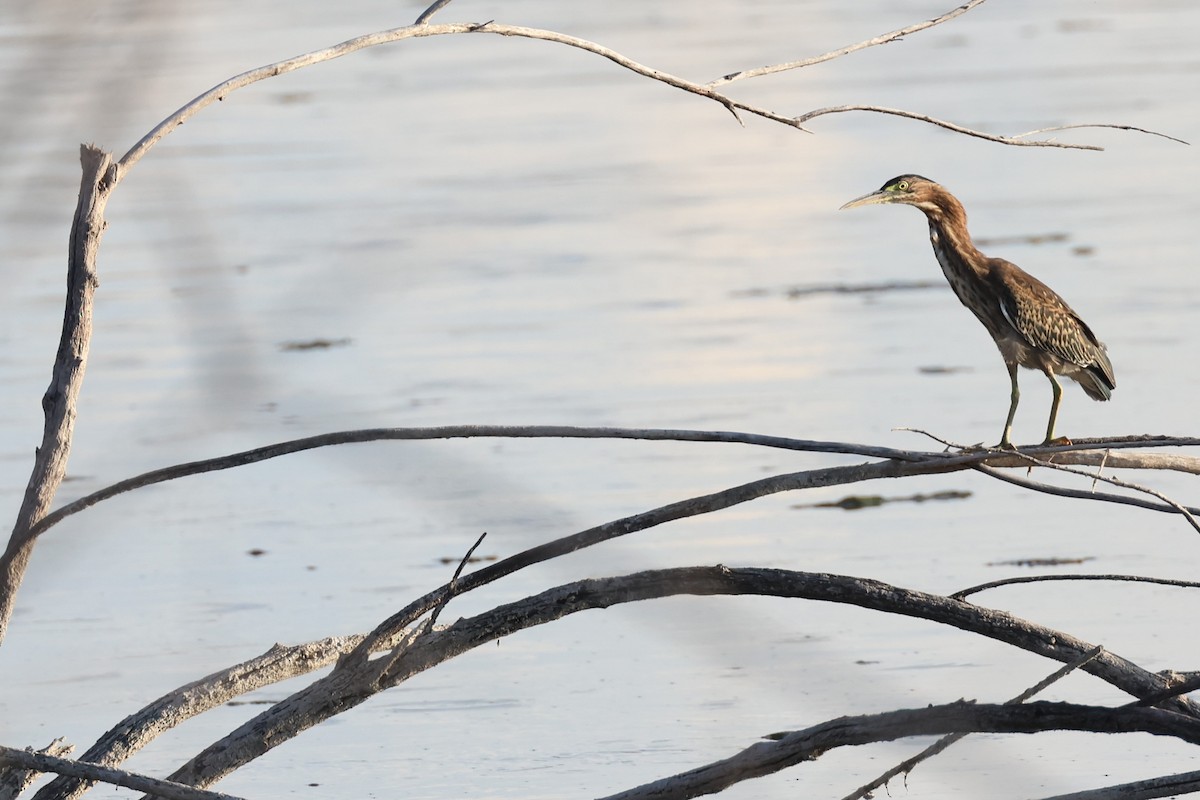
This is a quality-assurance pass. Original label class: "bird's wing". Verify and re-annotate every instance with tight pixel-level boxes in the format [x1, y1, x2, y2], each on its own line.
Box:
[991, 260, 1109, 371]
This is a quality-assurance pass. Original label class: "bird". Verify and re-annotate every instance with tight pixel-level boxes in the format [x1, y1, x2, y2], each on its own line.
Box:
[840, 175, 1115, 448]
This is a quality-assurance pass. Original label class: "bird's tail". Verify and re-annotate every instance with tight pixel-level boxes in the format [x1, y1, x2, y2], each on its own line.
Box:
[1077, 349, 1116, 401]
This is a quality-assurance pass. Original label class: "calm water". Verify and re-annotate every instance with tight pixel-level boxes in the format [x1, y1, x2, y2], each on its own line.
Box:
[1, 1, 1199, 797]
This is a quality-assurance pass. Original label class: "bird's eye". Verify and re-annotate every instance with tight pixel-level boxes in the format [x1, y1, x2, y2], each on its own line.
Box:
[897, 180, 910, 191]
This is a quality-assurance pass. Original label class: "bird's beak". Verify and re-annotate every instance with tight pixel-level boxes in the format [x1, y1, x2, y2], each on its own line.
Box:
[839, 190, 891, 211]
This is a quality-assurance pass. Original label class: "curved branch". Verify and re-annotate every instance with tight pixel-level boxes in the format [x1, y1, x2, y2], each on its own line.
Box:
[794, 105, 1116, 150]
[0, 745, 240, 800]
[952, 573, 1200, 601]
[29, 426, 933, 536]
[974, 464, 1200, 521]
[115, 21, 818, 179]
[1013, 123, 1190, 147]
[998, 449, 1200, 533]
[161, 567, 1198, 790]
[114, 7, 1181, 179]
[31, 428, 1200, 538]
[601, 700, 1200, 800]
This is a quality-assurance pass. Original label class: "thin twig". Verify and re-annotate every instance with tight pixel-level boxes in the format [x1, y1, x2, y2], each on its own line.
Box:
[114, 21, 823, 179]
[709, 0, 989, 86]
[974, 464, 1200, 520]
[414, 0, 454, 25]
[1002, 450, 1200, 535]
[1092, 448, 1111, 492]
[425, 532, 486, 632]
[1127, 673, 1200, 709]
[1012, 123, 1190, 146]
[794, 105, 1109, 150]
[375, 533, 490, 681]
[0, 746, 242, 800]
[952, 573, 1200, 601]
[898, 428, 1200, 525]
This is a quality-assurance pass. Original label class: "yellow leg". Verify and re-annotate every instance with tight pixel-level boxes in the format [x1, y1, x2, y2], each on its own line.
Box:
[1043, 371, 1064, 444]
[1000, 362, 1019, 448]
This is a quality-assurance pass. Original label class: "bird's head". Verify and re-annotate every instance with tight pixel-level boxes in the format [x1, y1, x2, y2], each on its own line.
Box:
[840, 175, 945, 214]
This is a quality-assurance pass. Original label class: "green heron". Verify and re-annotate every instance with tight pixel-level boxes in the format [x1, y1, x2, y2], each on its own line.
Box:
[840, 175, 1115, 447]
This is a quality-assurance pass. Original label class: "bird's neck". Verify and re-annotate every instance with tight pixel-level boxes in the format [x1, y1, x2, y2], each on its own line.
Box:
[923, 196, 988, 281]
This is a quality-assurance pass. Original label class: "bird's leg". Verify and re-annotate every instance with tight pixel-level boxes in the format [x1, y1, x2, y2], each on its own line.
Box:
[1043, 370, 1065, 444]
[999, 361, 1019, 448]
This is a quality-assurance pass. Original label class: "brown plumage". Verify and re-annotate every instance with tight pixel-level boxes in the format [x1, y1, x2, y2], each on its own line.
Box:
[841, 175, 1114, 447]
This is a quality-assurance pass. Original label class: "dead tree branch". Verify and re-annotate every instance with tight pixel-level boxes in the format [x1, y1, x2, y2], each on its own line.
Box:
[600, 701, 1200, 800]
[28, 427, 1200, 540]
[1037, 771, 1200, 800]
[0, 146, 114, 646]
[952, 573, 1200, 601]
[0, 745, 241, 800]
[156, 567, 1195, 790]
[29, 637, 369, 800]
[842, 646, 1105, 800]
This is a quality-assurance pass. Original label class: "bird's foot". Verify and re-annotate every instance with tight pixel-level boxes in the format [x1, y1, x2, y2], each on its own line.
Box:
[1041, 436, 1073, 447]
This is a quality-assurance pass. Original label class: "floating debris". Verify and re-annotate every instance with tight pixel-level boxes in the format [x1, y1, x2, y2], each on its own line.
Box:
[437, 554, 498, 566]
[974, 232, 1069, 247]
[794, 490, 972, 511]
[918, 365, 973, 375]
[279, 338, 353, 352]
[730, 280, 942, 300]
[988, 556, 1095, 567]
[784, 280, 942, 299]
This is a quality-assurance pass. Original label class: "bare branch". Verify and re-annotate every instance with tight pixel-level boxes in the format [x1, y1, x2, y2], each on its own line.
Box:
[160, 567, 1196, 789]
[0, 739, 72, 800]
[29, 427, 936, 537]
[0, 146, 114, 646]
[795, 106, 1129, 150]
[424, 532, 485, 632]
[1012, 123, 1190, 146]
[952, 573, 1200, 601]
[30, 427, 1200, 540]
[710, 0, 990, 86]
[603, 700, 1200, 800]
[1037, 770, 1200, 800]
[31, 637, 366, 800]
[975, 464, 1200, 520]
[115, 21, 822, 180]
[0, 745, 242, 800]
[1000, 450, 1200, 534]
[842, 646, 1105, 800]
